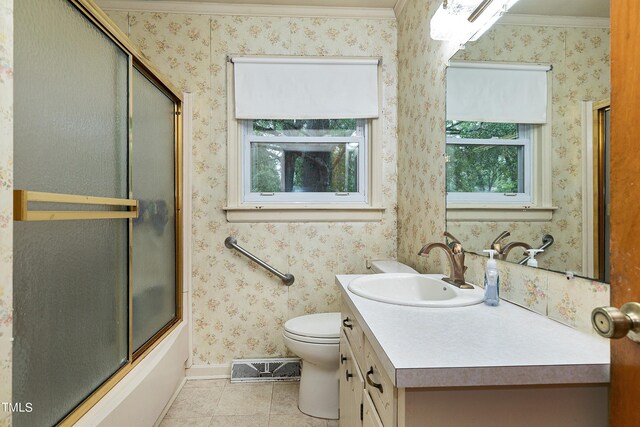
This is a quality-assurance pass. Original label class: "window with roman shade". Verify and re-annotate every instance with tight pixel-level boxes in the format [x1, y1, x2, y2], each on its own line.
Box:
[233, 57, 380, 120]
[445, 61, 555, 220]
[225, 56, 384, 222]
[446, 61, 551, 124]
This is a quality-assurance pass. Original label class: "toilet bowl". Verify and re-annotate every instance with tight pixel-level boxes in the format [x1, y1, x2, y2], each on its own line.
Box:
[283, 261, 417, 419]
[283, 312, 341, 419]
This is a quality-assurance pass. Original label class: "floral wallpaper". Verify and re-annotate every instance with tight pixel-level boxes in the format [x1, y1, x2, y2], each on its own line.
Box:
[106, 10, 398, 365]
[103, 2, 611, 370]
[396, 0, 459, 273]
[0, 0, 12, 425]
[447, 24, 611, 275]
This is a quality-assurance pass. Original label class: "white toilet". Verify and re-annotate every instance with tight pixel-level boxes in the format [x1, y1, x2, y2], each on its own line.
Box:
[283, 260, 417, 419]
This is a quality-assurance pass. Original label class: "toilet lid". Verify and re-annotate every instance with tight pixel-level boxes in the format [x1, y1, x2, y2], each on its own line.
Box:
[284, 312, 341, 339]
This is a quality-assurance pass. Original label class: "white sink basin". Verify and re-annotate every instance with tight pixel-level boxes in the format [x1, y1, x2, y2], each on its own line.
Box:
[347, 273, 485, 307]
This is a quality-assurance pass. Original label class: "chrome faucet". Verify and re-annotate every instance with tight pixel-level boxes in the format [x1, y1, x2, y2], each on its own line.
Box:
[418, 232, 473, 289]
[491, 231, 531, 261]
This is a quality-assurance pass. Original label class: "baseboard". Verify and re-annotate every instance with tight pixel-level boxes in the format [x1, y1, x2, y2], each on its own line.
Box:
[186, 363, 231, 379]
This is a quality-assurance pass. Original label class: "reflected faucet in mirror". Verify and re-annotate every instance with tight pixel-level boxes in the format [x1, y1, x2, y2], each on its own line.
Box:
[491, 231, 532, 261]
[418, 232, 473, 289]
[518, 234, 554, 265]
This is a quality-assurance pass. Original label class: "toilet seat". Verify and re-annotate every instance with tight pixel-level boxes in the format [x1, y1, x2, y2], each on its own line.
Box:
[284, 312, 341, 344]
[283, 329, 340, 345]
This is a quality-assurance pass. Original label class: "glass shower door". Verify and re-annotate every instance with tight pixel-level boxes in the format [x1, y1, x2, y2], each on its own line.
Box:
[131, 68, 178, 353]
[13, 0, 130, 425]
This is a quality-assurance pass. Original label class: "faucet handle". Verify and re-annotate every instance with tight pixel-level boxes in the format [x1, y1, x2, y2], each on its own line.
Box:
[444, 231, 462, 247]
[491, 231, 511, 248]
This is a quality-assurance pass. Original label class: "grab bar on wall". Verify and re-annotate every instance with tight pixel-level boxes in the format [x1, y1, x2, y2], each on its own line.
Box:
[225, 236, 295, 286]
[518, 234, 555, 265]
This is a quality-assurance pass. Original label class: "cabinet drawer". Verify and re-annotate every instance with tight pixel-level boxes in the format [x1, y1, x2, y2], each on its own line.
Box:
[364, 340, 396, 427]
[341, 301, 365, 369]
[363, 389, 385, 427]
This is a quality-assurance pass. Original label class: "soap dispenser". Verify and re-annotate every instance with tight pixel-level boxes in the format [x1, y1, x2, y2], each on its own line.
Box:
[482, 249, 499, 306]
[525, 249, 544, 267]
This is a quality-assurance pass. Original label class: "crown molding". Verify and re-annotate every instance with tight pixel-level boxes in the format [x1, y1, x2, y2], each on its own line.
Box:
[96, 0, 397, 19]
[393, 0, 408, 18]
[500, 14, 609, 28]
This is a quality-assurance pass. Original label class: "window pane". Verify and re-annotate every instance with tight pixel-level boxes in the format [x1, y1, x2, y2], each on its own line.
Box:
[250, 142, 359, 193]
[252, 119, 358, 137]
[446, 144, 523, 193]
[446, 120, 519, 139]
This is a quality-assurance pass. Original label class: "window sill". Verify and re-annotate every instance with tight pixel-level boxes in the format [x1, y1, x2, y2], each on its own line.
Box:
[223, 205, 386, 222]
[447, 204, 558, 222]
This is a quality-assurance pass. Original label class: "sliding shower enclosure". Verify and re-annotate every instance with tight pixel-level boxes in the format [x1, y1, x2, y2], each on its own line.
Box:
[12, 0, 183, 425]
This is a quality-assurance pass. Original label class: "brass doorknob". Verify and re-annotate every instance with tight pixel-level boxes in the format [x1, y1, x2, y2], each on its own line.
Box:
[591, 302, 640, 343]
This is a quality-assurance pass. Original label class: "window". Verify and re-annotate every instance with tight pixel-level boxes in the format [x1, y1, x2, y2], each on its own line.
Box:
[243, 119, 367, 203]
[446, 121, 532, 204]
[445, 61, 556, 221]
[225, 56, 384, 222]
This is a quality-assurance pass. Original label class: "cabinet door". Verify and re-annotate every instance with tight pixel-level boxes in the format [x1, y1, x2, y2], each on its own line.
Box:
[350, 337, 365, 427]
[340, 332, 355, 427]
[363, 390, 385, 427]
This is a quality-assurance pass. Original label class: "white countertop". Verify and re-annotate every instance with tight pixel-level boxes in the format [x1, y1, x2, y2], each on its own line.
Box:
[337, 274, 610, 388]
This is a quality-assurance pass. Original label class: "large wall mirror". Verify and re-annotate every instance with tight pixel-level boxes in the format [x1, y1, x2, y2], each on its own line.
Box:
[445, 0, 611, 282]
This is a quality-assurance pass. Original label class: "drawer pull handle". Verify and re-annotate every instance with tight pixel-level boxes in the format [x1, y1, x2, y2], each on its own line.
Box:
[342, 318, 353, 330]
[366, 367, 384, 393]
[341, 354, 347, 364]
[346, 370, 353, 381]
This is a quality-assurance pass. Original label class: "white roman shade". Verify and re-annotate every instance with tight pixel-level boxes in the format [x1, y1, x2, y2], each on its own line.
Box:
[233, 57, 380, 119]
[446, 61, 551, 124]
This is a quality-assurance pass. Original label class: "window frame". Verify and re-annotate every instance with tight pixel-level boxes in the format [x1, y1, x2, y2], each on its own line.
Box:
[445, 123, 533, 204]
[224, 58, 384, 223]
[446, 71, 557, 222]
[446, 123, 557, 222]
[241, 119, 368, 204]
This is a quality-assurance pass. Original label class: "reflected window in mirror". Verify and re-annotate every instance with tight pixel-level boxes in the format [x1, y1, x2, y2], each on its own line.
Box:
[446, 121, 532, 204]
[444, 6, 611, 281]
[445, 62, 555, 222]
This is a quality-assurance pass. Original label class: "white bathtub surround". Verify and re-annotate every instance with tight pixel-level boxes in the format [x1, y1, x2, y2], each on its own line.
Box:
[77, 323, 189, 427]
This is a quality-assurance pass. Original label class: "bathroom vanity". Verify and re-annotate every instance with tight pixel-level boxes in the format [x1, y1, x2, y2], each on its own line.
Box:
[337, 275, 610, 427]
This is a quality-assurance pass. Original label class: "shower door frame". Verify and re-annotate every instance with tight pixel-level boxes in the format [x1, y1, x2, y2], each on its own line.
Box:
[13, 0, 184, 424]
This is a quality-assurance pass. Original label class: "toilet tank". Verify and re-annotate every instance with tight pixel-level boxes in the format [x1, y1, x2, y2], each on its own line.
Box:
[370, 260, 418, 274]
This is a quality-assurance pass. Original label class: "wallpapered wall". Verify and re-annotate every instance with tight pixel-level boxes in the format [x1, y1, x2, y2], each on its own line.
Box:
[396, 0, 609, 335]
[447, 24, 611, 274]
[0, 0, 12, 425]
[106, 10, 398, 366]
[396, 0, 459, 272]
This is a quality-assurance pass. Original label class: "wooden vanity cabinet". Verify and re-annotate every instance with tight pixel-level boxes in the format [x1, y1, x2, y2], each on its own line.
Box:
[362, 390, 384, 427]
[340, 303, 395, 427]
[339, 298, 608, 427]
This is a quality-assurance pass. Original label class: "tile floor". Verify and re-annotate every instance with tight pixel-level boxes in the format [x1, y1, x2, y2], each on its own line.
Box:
[159, 379, 339, 427]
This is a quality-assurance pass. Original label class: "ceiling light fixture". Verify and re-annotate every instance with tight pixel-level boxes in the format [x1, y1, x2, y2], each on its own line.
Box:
[430, 0, 521, 47]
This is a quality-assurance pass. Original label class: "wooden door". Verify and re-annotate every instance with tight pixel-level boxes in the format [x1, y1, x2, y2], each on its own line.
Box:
[610, 1, 640, 425]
